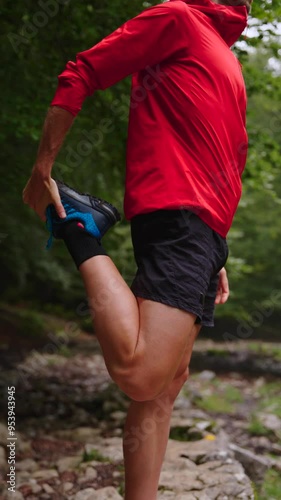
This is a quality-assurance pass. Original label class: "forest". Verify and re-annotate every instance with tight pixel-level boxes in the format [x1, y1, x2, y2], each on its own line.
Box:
[0, 1, 281, 499]
[0, 0, 281, 336]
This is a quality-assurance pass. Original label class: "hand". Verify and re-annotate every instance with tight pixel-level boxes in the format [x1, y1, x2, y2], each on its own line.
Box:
[22, 172, 66, 221]
[215, 267, 229, 305]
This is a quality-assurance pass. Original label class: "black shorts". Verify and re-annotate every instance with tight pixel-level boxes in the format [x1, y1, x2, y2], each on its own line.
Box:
[130, 209, 229, 327]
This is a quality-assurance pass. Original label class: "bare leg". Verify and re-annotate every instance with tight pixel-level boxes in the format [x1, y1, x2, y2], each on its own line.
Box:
[79, 256, 196, 401]
[123, 324, 201, 500]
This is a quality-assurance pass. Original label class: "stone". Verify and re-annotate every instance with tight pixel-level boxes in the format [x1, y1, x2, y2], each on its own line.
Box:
[110, 411, 126, 422]
[170, 417, 194, 429]
[85, 466, 98, 479]
[56, 455, 82, 473]
[16, 471, 30, 485]
[30, 483, 42, 494]
[195, 420, 214, 431]
[0, 445, 7, 471]
[162, 457, 197, 471]
[158, 493, 205, 500]
[78, 466, 98, 484]
[258, 413, 281, 432]
[71, 427, 102, 443]
[3, 490, 24, 500]
[163, 435, 232, 465]
[159, 470, 204, 492]
[79, 460, 101, 470]
[32, 468, 59, 480]
[42, 483, 54, 494]
[85, 437, 123, 462]
[0, 422, 8, 445]
[197, 370, 216, 381]
[18, 483, 33, 497]
[16, 439, 32, 455]
[63, 481, 74, 492]
[74, 486, 122, 499]
[197, 460, 225, 471]
[16, 458, 39, 472]
[230, 443, 270, 484]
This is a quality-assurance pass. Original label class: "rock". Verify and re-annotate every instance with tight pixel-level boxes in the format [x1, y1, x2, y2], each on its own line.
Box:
[74, 486, 122, 499]
[158, 494, 199, 500]
[159, 470, 204, 491]
[16, 471, 30, 485]
[18, 483, 33, 497]
[85, 466, 98, 479]
[195, 421, 214, 432]
[78, 466, 98, 484]
[271, 443, 281, 455]
[63, 481, 74, 492]
[42, 483, 54, 494]
[70, 427, 102, 443]
[30, 482, 42, 494]
[79, 460, 102, 470]
[158, 438, 254, 498]
[32, 468, 59, 480]
[85, 437, 123, 462]
[110, 411, 127, 422]
[60, 469, 78, 483]
[0, 445, 7, 471]
[16, 439, 32, 455]
[0, 422, 8, 445]
[56, 455, 82, 473]
[230, 443, 270, 484]
[162, 457, 197, 471]
[258, 413, 281, 433]
[170, 417, 195, 429]
[197, 370, 216, 381]
[165, 431, 232, 465]
[3, 490, 24, 500]
[16, 458, 39, 472]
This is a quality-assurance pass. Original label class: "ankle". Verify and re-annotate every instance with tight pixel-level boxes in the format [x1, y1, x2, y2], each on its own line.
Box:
[61, 220, 107, 269]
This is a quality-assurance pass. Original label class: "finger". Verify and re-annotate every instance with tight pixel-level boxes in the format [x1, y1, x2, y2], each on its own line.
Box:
[215, 286, 222, 304]
[220, 272, 230, 303]
[54, 200, 66, 219]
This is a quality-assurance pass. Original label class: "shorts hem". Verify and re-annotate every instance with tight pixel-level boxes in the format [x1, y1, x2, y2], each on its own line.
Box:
[131, 288, 204, 322]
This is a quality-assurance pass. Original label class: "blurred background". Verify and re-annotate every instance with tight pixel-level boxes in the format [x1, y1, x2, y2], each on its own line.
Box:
[0, 0, 281, 499]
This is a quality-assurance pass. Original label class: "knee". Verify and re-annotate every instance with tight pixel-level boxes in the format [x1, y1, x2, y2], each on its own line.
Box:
[111, 365, 167, 402]
[165, 366, 190, 403]
[112, 365, 190, 403]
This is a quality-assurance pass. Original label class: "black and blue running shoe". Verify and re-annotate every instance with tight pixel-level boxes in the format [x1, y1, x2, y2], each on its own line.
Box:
[46, 180, 121, 248]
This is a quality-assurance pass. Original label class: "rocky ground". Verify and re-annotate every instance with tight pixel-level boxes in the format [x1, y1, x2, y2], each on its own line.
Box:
[0, 334, 280, 499]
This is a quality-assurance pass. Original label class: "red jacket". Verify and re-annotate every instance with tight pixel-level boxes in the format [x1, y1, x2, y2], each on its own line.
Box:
[51, 0, 248, 237]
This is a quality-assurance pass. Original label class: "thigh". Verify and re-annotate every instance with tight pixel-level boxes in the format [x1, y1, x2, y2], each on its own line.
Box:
[134, 297, 197, 392]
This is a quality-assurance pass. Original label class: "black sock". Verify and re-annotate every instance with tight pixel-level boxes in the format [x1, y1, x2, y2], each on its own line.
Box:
[59, 221, 107, 269]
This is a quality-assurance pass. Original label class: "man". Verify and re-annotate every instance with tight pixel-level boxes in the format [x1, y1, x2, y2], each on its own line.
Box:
[23, 0, 252, 498]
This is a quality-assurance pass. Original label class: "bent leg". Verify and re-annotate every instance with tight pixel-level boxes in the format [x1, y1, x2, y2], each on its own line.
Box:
[80, 255, 196, 400]
[123, 324, 201, 500]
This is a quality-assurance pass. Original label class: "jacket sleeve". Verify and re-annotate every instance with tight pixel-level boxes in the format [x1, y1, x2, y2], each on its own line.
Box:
[51, 3, 188, 116]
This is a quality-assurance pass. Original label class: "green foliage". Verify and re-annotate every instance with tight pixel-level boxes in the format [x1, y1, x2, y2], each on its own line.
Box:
[82, 448, 109, 463]
[247, 416, 273, 437]
[257, 469, 281, 500]
[256, 382, 281, 418]
[0, 0, 281, 327]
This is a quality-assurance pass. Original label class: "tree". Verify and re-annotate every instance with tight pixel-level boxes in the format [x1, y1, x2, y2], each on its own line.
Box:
[0, 0, 280, 322]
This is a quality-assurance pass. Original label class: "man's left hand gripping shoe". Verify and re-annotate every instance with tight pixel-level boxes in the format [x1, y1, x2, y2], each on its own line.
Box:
[46, 180, 121, 248]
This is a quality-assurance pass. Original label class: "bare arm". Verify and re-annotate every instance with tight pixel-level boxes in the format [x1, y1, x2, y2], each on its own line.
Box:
[23, 106, 74, 220]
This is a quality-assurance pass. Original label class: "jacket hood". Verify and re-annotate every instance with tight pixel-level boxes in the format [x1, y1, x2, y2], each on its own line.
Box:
[169, 0, 248, 47]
